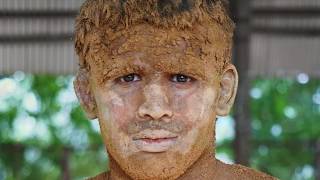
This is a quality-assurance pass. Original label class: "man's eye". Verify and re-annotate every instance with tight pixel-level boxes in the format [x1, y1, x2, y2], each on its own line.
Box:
[171, 74, 192, 83]
[119, 74, 141, 83]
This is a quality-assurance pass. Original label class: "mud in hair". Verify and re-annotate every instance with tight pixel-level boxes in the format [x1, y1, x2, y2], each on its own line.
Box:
[74, 0, 234, 68]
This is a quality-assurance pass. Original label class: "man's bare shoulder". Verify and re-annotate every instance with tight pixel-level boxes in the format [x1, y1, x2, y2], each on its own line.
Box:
[86, 171, 110, 180]
[216, 160, 278, 180]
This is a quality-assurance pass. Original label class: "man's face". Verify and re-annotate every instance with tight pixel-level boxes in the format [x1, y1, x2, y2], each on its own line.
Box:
[86, 23, 231, 179]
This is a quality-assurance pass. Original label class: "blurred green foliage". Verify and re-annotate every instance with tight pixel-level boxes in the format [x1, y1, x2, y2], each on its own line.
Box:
[0, 73, 107, 180]
[0, 73, 319, 179]
[250, 78, 320, 180]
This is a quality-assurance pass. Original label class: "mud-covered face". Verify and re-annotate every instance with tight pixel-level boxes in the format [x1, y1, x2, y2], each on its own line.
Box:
[88, 24, 231, 179]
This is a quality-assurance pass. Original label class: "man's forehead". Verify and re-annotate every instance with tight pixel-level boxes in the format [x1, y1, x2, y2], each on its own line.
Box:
[88, 23, 228, 83]
[108, 25, 196, 56]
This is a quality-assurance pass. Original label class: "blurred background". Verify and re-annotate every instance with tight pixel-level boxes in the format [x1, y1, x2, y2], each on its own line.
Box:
[0, 0, 320, 179]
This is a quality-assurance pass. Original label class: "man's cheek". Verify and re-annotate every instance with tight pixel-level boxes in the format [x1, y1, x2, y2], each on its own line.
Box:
[108, 95, 139, 131]
[108, 102, 133, 131]
[173, 91, 205, 124]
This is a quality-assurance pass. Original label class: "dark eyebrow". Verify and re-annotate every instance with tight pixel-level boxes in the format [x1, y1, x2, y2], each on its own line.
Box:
[153, 58, 209, 81]
[101, 64, 144, 82]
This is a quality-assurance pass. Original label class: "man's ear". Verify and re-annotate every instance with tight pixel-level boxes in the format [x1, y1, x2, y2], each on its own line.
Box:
[73, 68, 97, 119]
[216, 64, 238, 116]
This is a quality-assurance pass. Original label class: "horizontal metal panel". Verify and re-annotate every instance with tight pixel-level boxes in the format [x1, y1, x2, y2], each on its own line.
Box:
[252, 0, 320, 8]
[0, 41, 78, 75]
[0, 10, 77, 18]
[249, 34, 320, 78]
[0, 17, 74, 37]
[0, 0, 84, 11]
[252, 16, 320, 36]
[253, 17, 320, 29]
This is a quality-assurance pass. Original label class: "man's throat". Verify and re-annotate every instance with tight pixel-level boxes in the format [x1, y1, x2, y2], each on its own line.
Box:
[108, 147, 217, 180]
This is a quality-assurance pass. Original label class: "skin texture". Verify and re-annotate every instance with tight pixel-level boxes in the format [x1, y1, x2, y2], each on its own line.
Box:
[89, 24, 231, 180]
[75, 24, 276, 180]
[73, 0, 277, 179]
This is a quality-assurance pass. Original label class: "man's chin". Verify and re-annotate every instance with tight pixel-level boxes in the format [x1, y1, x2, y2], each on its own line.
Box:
[108, 133, 207, 179]
[115, 151, 190, 180]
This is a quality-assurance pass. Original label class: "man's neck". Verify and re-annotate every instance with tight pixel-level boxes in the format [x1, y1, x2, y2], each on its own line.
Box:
[108, 157, 132, 180]
[177, 148, 218, 180]
[108, 148, 218, 180]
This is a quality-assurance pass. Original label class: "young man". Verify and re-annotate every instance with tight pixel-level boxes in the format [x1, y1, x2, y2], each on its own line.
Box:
[73, 0, 276, 179]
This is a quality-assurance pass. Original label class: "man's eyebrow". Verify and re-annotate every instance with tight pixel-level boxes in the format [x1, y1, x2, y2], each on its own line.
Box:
[101, 64, 144, 82]
[174, 66, 207, 81]
[154, 59, 209, 81]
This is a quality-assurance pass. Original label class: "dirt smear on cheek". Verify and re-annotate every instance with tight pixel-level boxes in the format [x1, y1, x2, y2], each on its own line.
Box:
[96, 91, 141, 158]
[179, 87, 217, 154]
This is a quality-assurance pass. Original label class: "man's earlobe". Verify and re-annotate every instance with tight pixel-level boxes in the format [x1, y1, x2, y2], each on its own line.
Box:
[73, 68, 97, 119]
[216, 64, 238, 116]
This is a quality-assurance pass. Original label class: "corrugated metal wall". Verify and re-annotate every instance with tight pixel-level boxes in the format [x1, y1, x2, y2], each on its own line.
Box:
[0, 0, 83, 75]
[0, 0, 319, 77]
[250, 0, 320, 78]
[1, 0, 82, 10]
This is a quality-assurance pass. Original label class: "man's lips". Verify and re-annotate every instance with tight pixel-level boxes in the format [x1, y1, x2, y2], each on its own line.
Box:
[137, 137, 178, 143]
[132, 129, 178, 152]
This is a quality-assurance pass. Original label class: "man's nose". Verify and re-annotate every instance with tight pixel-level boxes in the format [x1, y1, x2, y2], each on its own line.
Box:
[137, 84, 173, 120]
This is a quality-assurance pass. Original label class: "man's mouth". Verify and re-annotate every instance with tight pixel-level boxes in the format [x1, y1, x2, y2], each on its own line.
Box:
[132, 129, 178, 153]
[138, 137, 177, 143]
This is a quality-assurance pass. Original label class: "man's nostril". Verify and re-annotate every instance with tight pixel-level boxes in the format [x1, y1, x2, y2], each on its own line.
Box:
[137, 101, 173, 120]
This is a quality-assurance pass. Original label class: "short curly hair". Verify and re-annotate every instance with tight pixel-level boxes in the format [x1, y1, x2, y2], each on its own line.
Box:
[74, 0, 234, 70]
